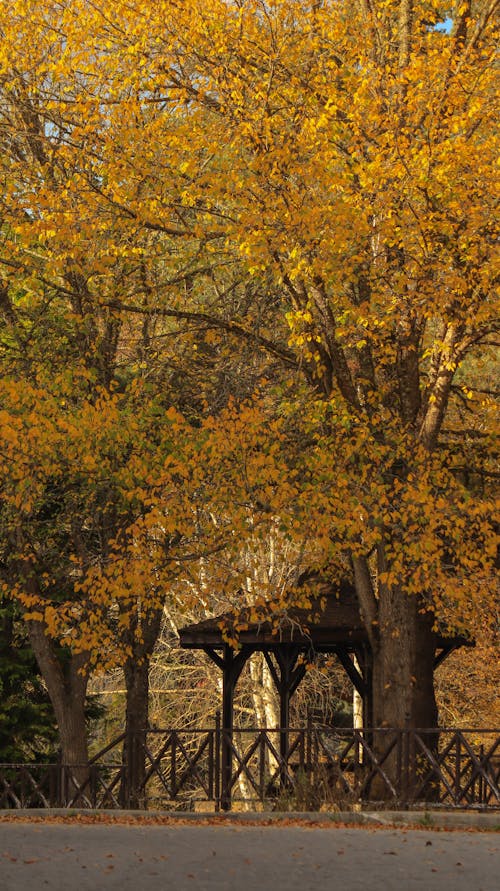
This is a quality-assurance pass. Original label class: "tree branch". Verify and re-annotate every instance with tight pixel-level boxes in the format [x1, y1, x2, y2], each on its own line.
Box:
[104, 299, 298, 368]
[352, 554, 379, 651]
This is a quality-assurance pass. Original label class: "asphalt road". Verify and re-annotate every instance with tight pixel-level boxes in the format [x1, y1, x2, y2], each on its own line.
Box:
[0, 823, 498, 891]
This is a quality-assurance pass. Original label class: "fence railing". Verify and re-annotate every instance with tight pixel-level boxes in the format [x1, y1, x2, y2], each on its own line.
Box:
[1, 726, 498, 811]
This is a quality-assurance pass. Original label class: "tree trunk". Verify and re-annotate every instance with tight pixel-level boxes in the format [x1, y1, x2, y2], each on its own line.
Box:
[372, 587, 437, 730]
[370, 587, 438, 801]
[121, 655, 150, 808]
[119, 606, 164, 808]
[27, 620, 90, 802]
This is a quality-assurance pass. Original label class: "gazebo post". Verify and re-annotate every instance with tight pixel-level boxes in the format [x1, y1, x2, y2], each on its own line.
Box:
[221, 645, 235, 811]
[276, 650, 292, 770]
[221, 645, 249, 810]
[265, 647, 306, 788]
[202, 644, 250, 809]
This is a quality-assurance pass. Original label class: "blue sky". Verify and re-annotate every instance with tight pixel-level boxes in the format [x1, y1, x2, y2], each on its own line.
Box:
[434, 17, 453, 33]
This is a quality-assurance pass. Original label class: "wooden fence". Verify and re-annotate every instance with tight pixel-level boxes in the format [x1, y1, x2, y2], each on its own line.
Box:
[1, 726, 499, 811]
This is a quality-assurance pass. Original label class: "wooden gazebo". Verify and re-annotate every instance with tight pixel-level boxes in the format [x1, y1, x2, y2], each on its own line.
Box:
[179, 580, 470, 807]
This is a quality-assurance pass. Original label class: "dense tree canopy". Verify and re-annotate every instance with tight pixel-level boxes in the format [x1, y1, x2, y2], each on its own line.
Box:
[0, 0, 498, 757]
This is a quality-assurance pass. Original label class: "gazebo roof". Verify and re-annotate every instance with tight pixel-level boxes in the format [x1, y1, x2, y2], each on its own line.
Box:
[179, 580, 471, 655]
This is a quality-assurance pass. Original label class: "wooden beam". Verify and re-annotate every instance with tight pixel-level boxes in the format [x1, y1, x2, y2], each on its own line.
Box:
[335, 647, 367, 697]
[262, 650, 280, 690]
[202, 646, 225, 671]
[220, 645, 251, 811]
[289, 662, 307, 697]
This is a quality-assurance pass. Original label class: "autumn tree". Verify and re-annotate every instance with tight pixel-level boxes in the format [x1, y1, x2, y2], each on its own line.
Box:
[0, 0, 498, 765]
[0, 79, 285, 799]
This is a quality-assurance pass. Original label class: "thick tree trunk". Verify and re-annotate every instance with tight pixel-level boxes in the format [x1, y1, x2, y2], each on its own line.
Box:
[121, 655, 150, 808]
[372, 588, 437, 730]
[353, 547, 439, 801]
[27, 620, 90, 801]
[370, 588, 438, 801]
[119, 606, 164, 808]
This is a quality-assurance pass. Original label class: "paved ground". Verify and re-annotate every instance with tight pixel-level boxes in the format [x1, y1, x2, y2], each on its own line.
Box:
[0, 822, 499, 891]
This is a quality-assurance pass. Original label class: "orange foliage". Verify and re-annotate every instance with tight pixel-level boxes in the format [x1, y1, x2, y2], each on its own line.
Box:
[0, 2, 498, 722]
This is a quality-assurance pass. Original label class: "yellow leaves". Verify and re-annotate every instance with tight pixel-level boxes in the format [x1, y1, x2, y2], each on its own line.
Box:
[0, 1, 497, 676]
[285, 307, 323, 353]
[23, 611, 44, 623]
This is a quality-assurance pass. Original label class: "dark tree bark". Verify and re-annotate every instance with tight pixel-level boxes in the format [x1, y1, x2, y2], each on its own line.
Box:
[121, 656, 150, 808]
[119, 606, 164, 808]
[27, 620, 90, 799]
[353, 544, 439, 799]
[372, 587, 437, 731]
[370, 598, 438, 801]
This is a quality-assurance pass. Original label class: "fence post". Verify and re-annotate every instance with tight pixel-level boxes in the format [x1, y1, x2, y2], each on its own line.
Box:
[478, 744, 484, 805]
[90, 765, 97, 808]
[49, 763, 57, 808]
[122, 729, 134, 809]
[306, 710, 312, 777]
[208, 726, 214, 803]
[455, 732, 462, 805]
[403, 715, 411, 810]
[259, 731, 266, 802]
[56, 749, 63, 807]
[171, 730, 177, 800]
[214, 711, 221, 812]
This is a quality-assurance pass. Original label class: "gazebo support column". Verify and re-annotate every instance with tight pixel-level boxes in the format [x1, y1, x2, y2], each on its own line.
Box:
[264, 647, 307, 787]
[204, 645, 250, 810]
